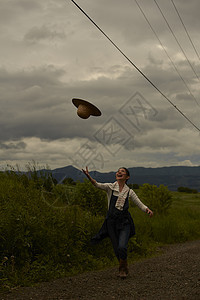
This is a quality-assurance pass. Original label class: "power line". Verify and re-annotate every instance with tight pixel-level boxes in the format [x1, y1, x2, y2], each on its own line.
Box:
[70, 0, 200, 133]
[153, 0, 199, 82]
[171, 0, 200, 62]
[134, 0, 200, 107]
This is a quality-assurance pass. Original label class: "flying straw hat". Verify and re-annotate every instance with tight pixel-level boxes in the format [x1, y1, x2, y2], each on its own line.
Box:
[72, 98, 102, 119]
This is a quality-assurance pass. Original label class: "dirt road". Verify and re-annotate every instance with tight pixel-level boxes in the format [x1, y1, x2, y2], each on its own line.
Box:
[1, 240, 200, 300]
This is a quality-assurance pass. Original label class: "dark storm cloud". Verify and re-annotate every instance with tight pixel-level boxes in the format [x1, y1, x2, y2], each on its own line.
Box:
[0, 141, 26, 150]
[0, 66, 67, 141]
[80, 0, 200, 55]
[0, 65, 117, 142]
[24, 25, 66, 42]
[0, 66, 66, 87]
[0, 52, 198, 144]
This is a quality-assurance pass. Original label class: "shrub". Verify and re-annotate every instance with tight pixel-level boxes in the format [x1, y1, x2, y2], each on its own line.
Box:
[128, 183, 140, 189]
[0, 172, 112, 290]
[73, 179, 107, 216]
[62, 177, 76, 185]
[177, 186, 198, 194]
[140, 183, 172, 215]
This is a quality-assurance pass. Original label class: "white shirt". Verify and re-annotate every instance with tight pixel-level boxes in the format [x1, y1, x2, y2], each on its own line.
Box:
[94, 181, 147, 212]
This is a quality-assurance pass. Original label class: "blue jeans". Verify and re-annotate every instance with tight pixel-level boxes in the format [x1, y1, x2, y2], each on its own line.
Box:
[107, 218, 130, 260]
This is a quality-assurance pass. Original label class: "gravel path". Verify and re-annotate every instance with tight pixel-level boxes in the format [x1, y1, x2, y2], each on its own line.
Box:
[1, 240, 200, 300]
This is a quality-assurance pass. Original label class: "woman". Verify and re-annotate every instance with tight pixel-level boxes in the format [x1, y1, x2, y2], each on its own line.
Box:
[82, 166, 153, 279]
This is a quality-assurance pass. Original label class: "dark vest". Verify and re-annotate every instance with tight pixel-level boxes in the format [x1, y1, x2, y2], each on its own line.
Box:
[91, 189, 135, 244]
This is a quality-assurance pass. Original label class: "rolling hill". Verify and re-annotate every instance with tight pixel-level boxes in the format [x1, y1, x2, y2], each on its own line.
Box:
[51, 165, 200, 191]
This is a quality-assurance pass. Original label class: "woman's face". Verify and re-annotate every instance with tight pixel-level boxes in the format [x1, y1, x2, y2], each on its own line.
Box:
[116, 168, 130, 182]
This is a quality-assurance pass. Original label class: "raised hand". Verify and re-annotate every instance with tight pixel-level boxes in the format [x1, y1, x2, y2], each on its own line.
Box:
[82, 166, 89, 178]
[82, 167, 96, 185]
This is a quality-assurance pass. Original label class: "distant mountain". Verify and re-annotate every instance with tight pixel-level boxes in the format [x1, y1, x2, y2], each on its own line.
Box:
[51, 165, 200, 191]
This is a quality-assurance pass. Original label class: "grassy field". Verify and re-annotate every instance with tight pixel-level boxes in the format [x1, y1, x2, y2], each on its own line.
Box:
[0, 173, 200, 291]
[171, 191, 200, 209]
[125, 190, 200, 262]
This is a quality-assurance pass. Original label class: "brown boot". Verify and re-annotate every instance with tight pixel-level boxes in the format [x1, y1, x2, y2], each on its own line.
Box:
[124, 260, 129, 275]
[119, 259, 127, 279]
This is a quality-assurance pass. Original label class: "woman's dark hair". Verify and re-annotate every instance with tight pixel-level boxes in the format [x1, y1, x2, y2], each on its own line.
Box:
[121, 167, 130, 177]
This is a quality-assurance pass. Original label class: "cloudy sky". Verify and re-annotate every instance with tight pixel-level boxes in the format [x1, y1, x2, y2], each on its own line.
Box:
[1, 0, 200, 173]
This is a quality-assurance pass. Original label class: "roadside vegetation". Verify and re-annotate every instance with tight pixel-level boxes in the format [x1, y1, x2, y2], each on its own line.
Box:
[0, 165, 200, 291]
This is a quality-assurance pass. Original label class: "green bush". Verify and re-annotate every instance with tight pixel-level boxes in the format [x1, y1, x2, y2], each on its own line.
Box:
[0, 172, 112, 290]
[177, 186, 198, 193]
[139, 183, 173, 215]
[62, 177, 76, 185]
[73, 179, 107, 216]
[128, 183, 140, 189]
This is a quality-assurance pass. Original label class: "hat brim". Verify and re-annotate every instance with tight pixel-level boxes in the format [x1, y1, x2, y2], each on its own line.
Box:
[72, 98, 101, 116]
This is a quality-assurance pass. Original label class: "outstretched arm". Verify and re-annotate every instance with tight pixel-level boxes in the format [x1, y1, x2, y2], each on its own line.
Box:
[82, 166, 96, 185]
[130, 189, 153, 217]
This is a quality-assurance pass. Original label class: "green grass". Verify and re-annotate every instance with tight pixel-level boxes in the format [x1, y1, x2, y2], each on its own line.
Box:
[127, 190, 200, 262]
[171, 191, 200, 208]
[0, 173, 200, 291]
